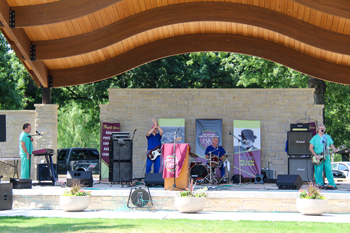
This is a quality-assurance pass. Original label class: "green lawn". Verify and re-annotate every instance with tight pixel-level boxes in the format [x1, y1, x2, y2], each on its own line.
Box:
[0, 217, 349, 233]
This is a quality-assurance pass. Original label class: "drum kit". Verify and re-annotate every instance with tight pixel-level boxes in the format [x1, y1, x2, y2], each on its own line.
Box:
[189, 152, 230, 185]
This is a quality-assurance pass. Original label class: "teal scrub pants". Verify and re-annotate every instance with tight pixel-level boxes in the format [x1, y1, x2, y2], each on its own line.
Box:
[314, 155, 336, 187]
[20, 153, 31, 179]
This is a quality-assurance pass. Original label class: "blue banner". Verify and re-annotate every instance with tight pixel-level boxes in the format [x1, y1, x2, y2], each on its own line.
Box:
[195, 119, 223, 158]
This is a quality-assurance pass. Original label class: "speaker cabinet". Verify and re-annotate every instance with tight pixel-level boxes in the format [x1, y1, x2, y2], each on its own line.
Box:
[0, 183, 12, 210]
[109, 139, 133, 161]
[145, 173, 164, 187]
[66, 171, 93, 187]
[276, 175, 303, 190]
[37, 164, 58, 181]
[288, 158, 314, 182]
[109, 161, 132, 183]
[0, 115, 5, 142]
[10, 179, 32, 189]
[287, 131, 313, 155]
[290, 123, 309, 132]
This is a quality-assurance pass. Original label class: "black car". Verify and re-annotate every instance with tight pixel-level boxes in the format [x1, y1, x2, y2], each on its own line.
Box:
[57, 148, 100, 174]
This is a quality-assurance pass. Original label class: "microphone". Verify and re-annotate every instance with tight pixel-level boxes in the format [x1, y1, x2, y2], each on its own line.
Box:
[229, 130, 233, 135]
[131, 129, 137, 140]
[36, 131, 42, 136]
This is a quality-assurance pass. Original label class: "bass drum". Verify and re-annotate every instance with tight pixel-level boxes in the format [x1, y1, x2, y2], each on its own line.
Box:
[190, 164, 209, 179]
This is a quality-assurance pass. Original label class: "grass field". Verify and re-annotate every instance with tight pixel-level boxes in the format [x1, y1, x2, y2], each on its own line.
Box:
[0, 217, 349, 233]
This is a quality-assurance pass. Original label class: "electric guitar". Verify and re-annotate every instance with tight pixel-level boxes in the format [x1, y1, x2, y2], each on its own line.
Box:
[147, 137, 182, 161]
[312, 145, 345, 165]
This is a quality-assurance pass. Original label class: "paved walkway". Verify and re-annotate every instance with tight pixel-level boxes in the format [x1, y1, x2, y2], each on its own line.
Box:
[1, 209, 350, 223]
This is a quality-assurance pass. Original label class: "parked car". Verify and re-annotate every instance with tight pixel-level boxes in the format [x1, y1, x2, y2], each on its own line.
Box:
[331, 162, 350, 178]
[57, 148, 100, 174]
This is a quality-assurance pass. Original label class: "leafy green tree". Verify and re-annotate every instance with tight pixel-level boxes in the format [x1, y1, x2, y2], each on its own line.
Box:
[57, 102, 100, 149]
[2, 32, 350, 154]
[0, 34, 25, 109]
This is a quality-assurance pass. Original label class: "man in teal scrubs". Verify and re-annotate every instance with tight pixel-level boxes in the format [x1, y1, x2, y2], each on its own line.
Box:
[309, 124, 338, 188]
[19, 123, 34, 179]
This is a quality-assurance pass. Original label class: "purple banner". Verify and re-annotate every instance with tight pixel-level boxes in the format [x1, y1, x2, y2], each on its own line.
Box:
[233, 150, 261, 178]
[100, 122, 120, 181]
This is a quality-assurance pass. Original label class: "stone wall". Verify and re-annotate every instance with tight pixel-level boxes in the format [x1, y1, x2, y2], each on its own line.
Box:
[100, 88, 323, 178]
[0, 104, 58, 181]
[11, 188, 350, 213]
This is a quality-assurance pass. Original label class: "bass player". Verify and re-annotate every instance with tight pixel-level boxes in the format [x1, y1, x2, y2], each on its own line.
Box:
[146, 118, 163, 174]
[309, 124, 338, 189]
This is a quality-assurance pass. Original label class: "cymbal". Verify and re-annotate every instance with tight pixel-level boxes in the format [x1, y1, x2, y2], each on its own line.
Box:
[189, 152, 199, 158]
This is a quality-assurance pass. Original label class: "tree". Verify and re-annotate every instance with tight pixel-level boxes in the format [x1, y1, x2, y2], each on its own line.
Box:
[57, 102, 100, 149]
[2, 33, 349, 152]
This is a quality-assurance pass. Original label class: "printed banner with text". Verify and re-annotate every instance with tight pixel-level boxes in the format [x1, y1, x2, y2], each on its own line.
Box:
[233, 120, 261, 178]
[195, 119, 223, 158]
[158, 119, 185, 144]
[162, 143, 190, 178]
[100, 122, 120, 181]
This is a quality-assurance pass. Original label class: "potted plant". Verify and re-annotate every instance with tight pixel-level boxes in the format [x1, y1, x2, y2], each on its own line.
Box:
[60, 183, 91, 212]
[175, 179, 207, 213]
[296, 182, 328, 215]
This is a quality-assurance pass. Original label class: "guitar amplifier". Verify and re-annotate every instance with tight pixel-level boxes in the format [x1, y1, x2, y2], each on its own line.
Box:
[287, 131, 313, 155]
[111, 132, 130, 140]
[290, 124, 309, 132]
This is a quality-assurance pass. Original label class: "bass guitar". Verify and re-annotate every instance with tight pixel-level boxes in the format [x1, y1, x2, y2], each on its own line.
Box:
[147, 137, 182, 161]
[312, 145, 345, 165]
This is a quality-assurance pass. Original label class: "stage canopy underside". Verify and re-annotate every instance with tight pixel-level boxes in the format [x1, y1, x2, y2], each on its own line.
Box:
[0, 0, 349, 88]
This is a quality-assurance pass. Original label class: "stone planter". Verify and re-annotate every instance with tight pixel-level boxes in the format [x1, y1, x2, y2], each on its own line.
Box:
[175, 197, 206, 213]
[60, 195, 90, 212]
[296, 198, 328, 215]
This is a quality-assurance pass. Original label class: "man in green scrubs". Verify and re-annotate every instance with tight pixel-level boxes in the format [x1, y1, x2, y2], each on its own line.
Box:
[19, 123, 33, 179]
[309, 124, 338, 188]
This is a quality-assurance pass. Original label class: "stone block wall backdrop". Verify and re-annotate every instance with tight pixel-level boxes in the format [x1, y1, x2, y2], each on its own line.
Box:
[100, 89, 323, 179]
[0, 104, 59, 181]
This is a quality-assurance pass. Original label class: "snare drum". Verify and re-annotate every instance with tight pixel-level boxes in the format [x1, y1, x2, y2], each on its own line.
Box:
[209, 155, 219, 167]
[190, 161, 202, 170]
[190, 164, 210, 179]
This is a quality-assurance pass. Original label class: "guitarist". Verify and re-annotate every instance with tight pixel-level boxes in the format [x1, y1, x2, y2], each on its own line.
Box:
[309, 124, 338, 189]
[146, 118, 163, 173]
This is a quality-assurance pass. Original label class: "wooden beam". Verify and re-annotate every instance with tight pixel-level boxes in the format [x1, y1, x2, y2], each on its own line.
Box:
[49, 34, 350, 87]
[291, 0, 350, 19]
[11, 0, 120, 27]
[0, 1, 48, 87]
[34, 2, 350, 60]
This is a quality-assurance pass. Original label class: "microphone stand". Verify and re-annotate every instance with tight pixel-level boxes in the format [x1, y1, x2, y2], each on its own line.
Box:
[230, 131, 245, 185]
[167, 130, 184, 191]
[204, 148, 218, 184]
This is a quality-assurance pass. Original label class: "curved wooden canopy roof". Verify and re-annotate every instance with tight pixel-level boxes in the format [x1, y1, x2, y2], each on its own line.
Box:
[0, 0, 349, 87]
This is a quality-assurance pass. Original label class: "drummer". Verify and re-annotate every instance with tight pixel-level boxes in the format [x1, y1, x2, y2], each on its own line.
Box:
[205, 137, 226, 180]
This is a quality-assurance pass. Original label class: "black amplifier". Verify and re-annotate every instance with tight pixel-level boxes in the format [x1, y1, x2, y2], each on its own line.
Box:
[290, 123, 309, 132]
